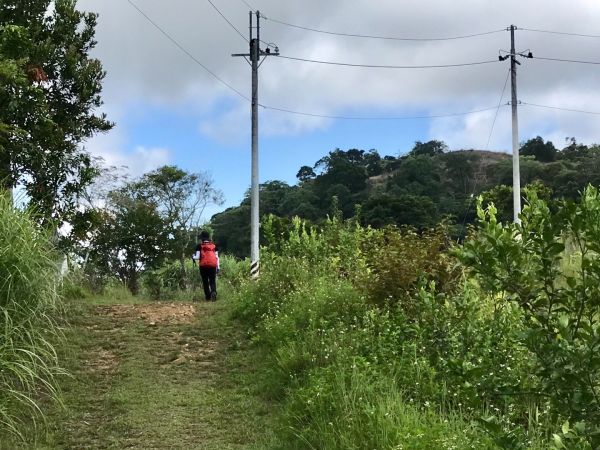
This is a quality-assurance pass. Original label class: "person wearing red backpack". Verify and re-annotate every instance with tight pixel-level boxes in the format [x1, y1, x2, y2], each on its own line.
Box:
[192, 230, 220, 301]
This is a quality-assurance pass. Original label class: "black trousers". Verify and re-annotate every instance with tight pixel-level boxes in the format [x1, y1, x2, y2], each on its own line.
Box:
[199, 266, 217, 300]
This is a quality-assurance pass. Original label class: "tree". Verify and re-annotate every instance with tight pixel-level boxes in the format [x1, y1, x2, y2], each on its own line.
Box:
[314, 149, 369, 195]
[138, 165, 223, 288]
[0, 0, 112, 226]
[296, 165, 316, 182]
[409, 140, 448, 157]
[520, 136, 557, 162]
[210, 205, 251, 258]
[559, 137, 590, 160]
[88, 182, 168, 295]
[0, 23, 50, 195]
[362, 193, 438, 228]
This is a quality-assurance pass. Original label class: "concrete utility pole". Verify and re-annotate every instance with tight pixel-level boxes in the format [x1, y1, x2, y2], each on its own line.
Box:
[510, 24, 521, 224]
[232, 11, 278, 279]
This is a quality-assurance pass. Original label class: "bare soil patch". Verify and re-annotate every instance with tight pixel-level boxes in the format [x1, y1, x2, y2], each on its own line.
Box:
[85, 348, 119, 374]
[95, 302, 197, 325]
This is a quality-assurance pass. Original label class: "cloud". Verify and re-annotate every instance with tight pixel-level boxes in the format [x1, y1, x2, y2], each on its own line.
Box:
[430, 86, 600, 151]
[84, 127, 171, 177]
[77, 0, 600, 140]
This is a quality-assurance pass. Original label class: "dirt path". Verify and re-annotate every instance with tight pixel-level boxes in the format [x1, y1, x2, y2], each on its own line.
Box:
[21, 300, 275, 450]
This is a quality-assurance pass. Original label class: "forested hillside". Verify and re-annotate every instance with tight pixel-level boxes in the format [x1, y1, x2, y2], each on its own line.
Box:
[212, 137, 600, 257]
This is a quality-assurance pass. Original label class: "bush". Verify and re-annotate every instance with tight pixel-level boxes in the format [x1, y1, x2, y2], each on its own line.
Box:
[218, 254, 249, 290]
[366, 225, 461, 310]
[0, 195, 63, 438]
[58, 270, 91, 300]
[458, 186, 600, 447]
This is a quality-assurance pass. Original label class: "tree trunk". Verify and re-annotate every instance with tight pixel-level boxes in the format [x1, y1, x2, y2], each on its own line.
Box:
[127, 269, 139, 296]
[179, 254, 188, 290]
[0, 151, 13, 204]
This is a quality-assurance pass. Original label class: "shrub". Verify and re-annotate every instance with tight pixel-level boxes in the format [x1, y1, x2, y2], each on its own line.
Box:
[218, 254, 249, 290]
[458, 186, 600, 447]
[366, 225, 461, 310]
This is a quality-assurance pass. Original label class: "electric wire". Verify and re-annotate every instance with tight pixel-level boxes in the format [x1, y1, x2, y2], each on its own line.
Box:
[276, 54, 500, 69]
[519, 27, 600, 39]
[126, 0, 251, 102]
[259, 105, 504, 120]
[127, 1, 600, 122]
[240, 0, 256, 12]
[262, 15, 506, 41]
[531, 55, 600, 65]
[206, 0, 248, 43]
[485, 69, 511, 149]
[459, 68, 511, 232]
[520, 102, 600, 115]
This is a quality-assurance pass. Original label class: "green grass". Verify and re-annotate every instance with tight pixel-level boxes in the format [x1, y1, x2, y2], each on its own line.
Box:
[0, 195, 63, 438]
[1, 290, 278, 449]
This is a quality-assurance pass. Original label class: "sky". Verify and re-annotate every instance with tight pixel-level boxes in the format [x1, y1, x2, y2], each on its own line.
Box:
[77, 0, 600, 219]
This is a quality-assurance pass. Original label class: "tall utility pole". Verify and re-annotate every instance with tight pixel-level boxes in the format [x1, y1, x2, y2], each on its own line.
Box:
[232, 11, 278, 279]
[510, 24, 521, 224]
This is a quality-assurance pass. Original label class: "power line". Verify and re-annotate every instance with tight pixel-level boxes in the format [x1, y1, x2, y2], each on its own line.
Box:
[519, 27, 600, 39]
[520, 102, 600, 115]
[531, 55, 600, 65]
[125, 0, 502, 119]
[276, 54, 500, 69]
[260, 105, 505, 120]
[206, 0, 248, 43]
[459, 69, 511, 231]
[261, 14, 506, 42]
[240, 0, 256, 12]
[126, 0, 250, 102]
[485, 69, 511, 149]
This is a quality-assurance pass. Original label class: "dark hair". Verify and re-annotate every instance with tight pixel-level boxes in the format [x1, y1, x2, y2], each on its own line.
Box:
[199, 230, 210, 241]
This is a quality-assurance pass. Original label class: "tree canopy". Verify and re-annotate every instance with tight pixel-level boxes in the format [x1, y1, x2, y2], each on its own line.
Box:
[0, 0, 112, 226]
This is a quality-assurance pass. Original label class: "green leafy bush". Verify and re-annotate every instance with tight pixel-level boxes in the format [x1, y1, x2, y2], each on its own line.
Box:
[458, 186, 600, 448]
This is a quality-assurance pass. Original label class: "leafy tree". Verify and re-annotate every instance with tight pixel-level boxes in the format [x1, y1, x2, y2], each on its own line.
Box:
[0, 23, 50, 194]
[363, 149, 383, 176]
[362, 193, 438, 228]
[409, 140, 448, 157]
[314, 148, 369, 195]
[138, 166, 223, 286]
[0, 0, 112, 226]
[389, 155, 442, 200]
[296, 165, 316, 182]
[520, 136, 557, 162]
[211, 205, 251, 258]
[89, 182, 168, 295]
[559, 137, 590, 160]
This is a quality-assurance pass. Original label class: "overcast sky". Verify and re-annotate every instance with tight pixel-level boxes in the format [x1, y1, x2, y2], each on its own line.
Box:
[77, 0, 600, 216]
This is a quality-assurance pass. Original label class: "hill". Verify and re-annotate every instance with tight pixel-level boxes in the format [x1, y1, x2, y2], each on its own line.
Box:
[212, 138, 599, 257]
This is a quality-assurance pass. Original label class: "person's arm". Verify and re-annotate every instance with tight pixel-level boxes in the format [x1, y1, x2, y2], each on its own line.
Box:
[192, 245, 201, 265]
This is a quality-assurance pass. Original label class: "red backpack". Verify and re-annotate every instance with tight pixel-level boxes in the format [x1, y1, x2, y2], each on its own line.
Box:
[199, 241, 218, 268]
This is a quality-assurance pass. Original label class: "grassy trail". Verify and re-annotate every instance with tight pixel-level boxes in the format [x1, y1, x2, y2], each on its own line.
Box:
[8, 297, 276, 450]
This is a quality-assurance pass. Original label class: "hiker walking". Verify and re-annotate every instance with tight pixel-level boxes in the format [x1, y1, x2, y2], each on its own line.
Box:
[193, 231, 220, 301]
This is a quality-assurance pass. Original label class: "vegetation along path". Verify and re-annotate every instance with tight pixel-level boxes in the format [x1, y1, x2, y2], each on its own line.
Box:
[14, 297, 275, 450]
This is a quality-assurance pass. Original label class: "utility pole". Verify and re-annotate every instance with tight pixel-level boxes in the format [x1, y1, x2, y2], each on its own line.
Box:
[232, 11, 278, 279]
[509, 24, 521, 224]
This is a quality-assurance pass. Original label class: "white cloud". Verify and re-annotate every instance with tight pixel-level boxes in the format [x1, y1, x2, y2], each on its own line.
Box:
[84, 127, 171, 177]
[76, 0, 600, 141]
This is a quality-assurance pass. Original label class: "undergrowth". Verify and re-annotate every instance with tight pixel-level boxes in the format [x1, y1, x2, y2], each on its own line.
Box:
[0, 195, 64, 439]
[231, 188, 600, 449]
